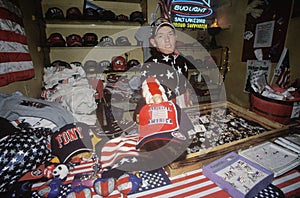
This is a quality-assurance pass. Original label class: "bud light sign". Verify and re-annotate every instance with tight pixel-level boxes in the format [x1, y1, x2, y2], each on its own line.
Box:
[170, 0, 213, 29]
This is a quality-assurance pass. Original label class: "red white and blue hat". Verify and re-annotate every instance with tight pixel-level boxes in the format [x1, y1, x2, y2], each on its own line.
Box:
[136, 101, 185, 150]
[93, 177, 115, 197]
[116, 173, 142, 195]
[66, 186, 92, 198]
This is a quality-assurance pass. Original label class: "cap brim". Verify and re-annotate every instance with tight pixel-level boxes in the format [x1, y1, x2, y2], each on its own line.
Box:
[154, 22, 175, 36]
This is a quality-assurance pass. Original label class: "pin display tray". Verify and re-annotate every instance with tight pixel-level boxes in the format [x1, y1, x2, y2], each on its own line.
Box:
[203, 152, 274, 198]
[239, 141, 300, 177]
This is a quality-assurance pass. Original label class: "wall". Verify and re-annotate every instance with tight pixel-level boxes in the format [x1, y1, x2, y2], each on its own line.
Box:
[146, 0, 299, 108]
[0, 0, 48, 98]
[216, 0, 300, 108]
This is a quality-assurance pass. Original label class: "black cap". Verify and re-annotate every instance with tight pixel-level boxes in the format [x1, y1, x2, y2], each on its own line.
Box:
[66, 7, 82, 20]
[99, 36, 114, 46]
[45, 7, 64, 20]
[82, 32, 98, 46]
[100, 10, 116, 21]
[130, 11, 145, 24]
[83, 8, 99, 20]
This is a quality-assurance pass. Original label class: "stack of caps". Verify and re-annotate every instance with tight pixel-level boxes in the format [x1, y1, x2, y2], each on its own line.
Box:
[45, 7, 145, 24]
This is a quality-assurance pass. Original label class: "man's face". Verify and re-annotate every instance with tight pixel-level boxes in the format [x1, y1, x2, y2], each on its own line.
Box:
[151, 26, 176, 54]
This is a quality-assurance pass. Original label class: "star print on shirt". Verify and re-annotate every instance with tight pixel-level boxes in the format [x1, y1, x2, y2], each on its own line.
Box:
[162, 54, 171, 62]
[177, 66, 182, 74]
[184, 62, 188, 72]
[166, 88, 173, 97]
[152, 58, 158, 63]
[166, 69, 174, 79]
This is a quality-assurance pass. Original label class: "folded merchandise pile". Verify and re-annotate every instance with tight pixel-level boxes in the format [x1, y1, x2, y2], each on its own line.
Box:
[42, 60, 98, 125]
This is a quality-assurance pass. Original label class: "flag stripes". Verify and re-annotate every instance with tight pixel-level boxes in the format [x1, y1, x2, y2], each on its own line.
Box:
[0, 7, 23, 25]
[276, 67, 290, 88]
[0, 30, 28, 44]
[0, 0, 34, 86]
[158, 0, 172, 19]
[275, 48, 290, 88]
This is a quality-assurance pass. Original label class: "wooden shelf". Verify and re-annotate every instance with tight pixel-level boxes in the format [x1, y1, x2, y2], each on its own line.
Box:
[49, 46, 143, 63]
[46, 20, 141, 29]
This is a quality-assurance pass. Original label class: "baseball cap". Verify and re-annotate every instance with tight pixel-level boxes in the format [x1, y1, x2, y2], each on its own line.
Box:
[99, 36, 114, 47]
[111, 56, 126, 71]
[66, 34, 83, 47]
[82, 32, 98, 46]
[66, 7, 82, 20]
[136, 101, 186, 151]
[151, 17, 175, 37]
[99, 10, 116, 21]
[45, 7, 64, 20]
[83, 7, 99, 20]
[130, 11, 145, 24]
[51, 122, 93, 163]
[84, 60, 98, 74]
[98, 60, 111, 72]
[47, 33, 66, 47]
[115, 36, 131, 46]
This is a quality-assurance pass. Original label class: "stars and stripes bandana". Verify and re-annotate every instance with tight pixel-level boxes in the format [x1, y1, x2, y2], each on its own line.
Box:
[0, 127, 52, 192]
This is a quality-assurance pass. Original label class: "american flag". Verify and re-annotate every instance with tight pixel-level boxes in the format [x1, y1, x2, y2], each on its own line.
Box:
[31, 160, 300, 198]
[158, 0, 172, 19]
[100, 135, 139, 170]
[276, 48, 290, 89]
[0, 0, 34, 86]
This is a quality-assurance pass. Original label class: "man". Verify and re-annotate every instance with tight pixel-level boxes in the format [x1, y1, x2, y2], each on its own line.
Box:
[134, 17, 197, 122]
